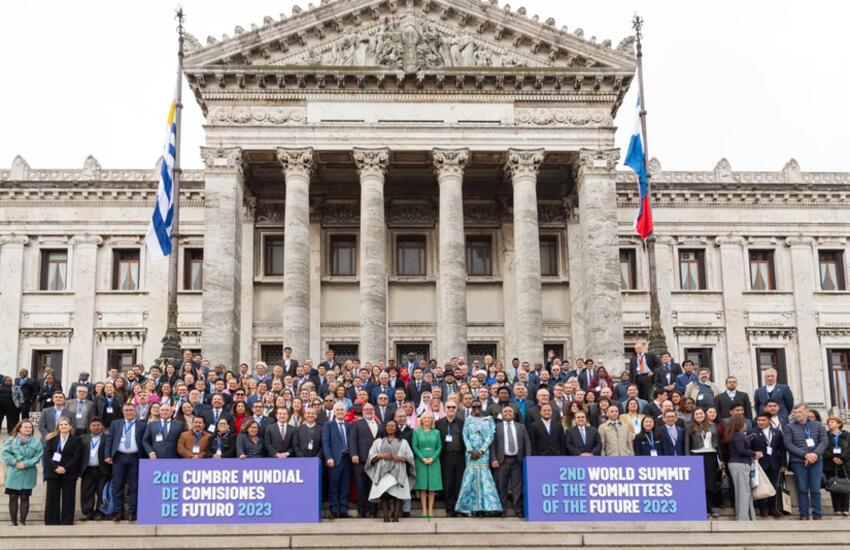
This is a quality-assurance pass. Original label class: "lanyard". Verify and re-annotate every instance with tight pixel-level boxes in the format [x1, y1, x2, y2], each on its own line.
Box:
[835, 434, 840, 447]
[160, 421, 169, 434]
[194, 432, 203, 445]
[804, 421, 812, 439]
[123, 422, 134, 439]
[215, 436, 223, 450]
[56, 437, 66, 452]
[90, 437, 100, 451]
[647, 432, 655, 450]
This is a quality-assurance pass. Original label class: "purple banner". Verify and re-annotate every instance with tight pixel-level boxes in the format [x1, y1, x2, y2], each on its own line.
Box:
[524, 456, 706, 521]
[137, 458, 321, 524]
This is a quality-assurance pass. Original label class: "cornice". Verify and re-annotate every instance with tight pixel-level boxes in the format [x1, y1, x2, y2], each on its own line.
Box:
[0, 168, 205, 184]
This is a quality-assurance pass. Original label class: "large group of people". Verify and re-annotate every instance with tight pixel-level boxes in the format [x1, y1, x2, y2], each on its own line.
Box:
[1, 343, 846, 525]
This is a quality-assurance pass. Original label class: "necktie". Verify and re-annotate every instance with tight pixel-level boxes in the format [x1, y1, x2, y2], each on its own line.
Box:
[280, 424, 286, 441]
[214, 410, 220, 423]
[338, 421, 347, 446]
[506, 422, 517, 455]
[123, 422, 132, 449]
[670, 427, 677, 444]
[162, 421, 169, 436]
[580, 427, 586, 445]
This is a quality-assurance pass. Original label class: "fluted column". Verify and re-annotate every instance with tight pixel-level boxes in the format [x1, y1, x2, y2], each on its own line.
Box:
[433, 149, 469, 361]
[505, 149, 545, 365]
[277, 148, 314, 360]
[576, 148, 624, 370]
[354, 148, 390, 363]
[200, 147, 244, 368]
[0, 235, 29, 374]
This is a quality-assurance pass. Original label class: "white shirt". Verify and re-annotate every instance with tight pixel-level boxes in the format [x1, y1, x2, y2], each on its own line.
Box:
[503, 421, 518, 456]
[763, 428, 773, 444]
[88, 435, 101, 467]
[726, 390, 737, 399]
[121, 422, 139, 454]
[765, 384, 776, 393]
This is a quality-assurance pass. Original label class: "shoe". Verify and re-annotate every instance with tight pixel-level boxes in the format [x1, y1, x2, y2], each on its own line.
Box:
[402, 512, 410, 518]
[113, 514, 124, 522]
[516, 512, 525, 518]
[813, 515, 822, 521]
[799, 516, 809, 521]
[83, 514, 95, 521]
[127, 514, 136, 522]
[772, 511, 783, 518]
[95, 513, 105, 521]
[446, 510, 457, 517]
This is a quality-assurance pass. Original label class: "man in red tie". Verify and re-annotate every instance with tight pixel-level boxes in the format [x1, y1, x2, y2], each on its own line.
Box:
[628, 342, 660, 401]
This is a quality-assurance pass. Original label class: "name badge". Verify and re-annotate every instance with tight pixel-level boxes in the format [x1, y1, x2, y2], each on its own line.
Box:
[697, 394, 704, 401]
[650, 450, 658, 457]
[208, 424, 216, 433]
[445, 433, 453, 443]
[76, 411, 83, 419]
[52, 452, 62, 462]
[215, 448, 222, 456]
[155, 434, 164, 443]
[806, 438, 816, 447]
[106, 406, 114, 414]
[835, 447, 842, 455]
[766, 447, 773, 455]
[192, 445, 200, 454]
[308, 440, 314, 451]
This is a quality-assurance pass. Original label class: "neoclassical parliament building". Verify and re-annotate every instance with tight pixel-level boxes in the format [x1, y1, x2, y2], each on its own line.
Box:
[1, 0, 849, 414]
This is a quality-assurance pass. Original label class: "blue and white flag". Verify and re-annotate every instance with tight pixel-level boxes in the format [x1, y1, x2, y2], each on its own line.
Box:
[145, 99, 177, 257]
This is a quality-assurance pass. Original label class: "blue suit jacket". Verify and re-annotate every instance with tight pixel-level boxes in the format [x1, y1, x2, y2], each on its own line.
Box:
[141, 419, 184, 458]
[105, 419, 145, 459]
[322, 419, 351, 464]
[658, 425, 689, 456]
[754, 384, 794, 424]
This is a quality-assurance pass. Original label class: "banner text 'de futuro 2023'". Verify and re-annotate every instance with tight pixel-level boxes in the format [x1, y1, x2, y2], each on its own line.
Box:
[137, 457, 321, 524]
[524, 456, 706, 521]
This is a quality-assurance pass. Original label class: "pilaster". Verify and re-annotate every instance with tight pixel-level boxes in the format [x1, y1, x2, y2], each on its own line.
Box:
[715, 235, 751, 389]
[786, 236, 825, 406]
[68, 233, 102, 380]
[0, 235, 29, 375]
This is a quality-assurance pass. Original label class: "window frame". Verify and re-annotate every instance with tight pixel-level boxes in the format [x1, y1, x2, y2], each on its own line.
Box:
[749, 249, 777, 291]
[818, 250, 846, 291]
[539, 235, 559, 278]
[683, 347, 714, 377]
[395, 234, 428, 277]
[39, 248, 68, 291]
[755, 347, 788, 385]
[619, 248, 638, 291]
[182, 248, 204, 291]
[111, 248, 141, 291]
[107, 349, 137, 372]
[827, 349, 850, 409]
[262, 234, 285, 278]
[329, 234, 358, 277]
[465, 234, 494, 277]
[678, 249, 707, 291]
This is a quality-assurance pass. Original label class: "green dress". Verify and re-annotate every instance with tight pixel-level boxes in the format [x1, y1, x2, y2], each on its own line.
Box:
[2, 435, 43, 493]
[412, 427, 442, 491]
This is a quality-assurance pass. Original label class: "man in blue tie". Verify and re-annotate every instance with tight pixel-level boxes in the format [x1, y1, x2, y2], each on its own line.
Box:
[105, 403, 144, 522]
[141, 403, 183, 459]
[321, 403, 352, 519]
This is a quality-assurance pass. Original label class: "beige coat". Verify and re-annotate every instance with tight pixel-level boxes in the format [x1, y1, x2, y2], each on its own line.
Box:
[598, 420, 635, 456]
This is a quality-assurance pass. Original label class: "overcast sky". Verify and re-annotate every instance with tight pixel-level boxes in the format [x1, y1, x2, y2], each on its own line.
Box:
[2, 1, 848, 172]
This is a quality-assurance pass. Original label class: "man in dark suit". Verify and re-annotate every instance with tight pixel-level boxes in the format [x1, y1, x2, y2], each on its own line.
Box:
[141, 404, 183, 459]
[201, 394, 233, 433]
[322, 403, 352, 519]
[436, 401, 465, 516]
[318, 349, 337, 372]
[370, 372, 396, 406]
[577, 360, 595, 391]
[350, 403, 383, 517]
[79, 417, 111, 520]
[394, 408, 415, 518]
[104, 403, 145, 521]
[489, 406, 532, 517]
[715, 376, 753, 420]
[316, 395, 336, 425]
[564, 411, 602, 456]
[37, 392, 75, 440]
[95, 385, 124, 432]
[293, 407, 322, 458]
[67, 372, 94, 401]
[754, 367, 795, 424]
[642, 388, 667, 421]
[248, 400, 273, 431]
[659, 410, 689, 456]
[528, 403, 565, 456]
[407, 367, 431, 406]
[525, 388, 562, 427]
[750, 412, 786, 517]
[264, 408, 295, 458]
[282, 346, 300, 377]
[67, 385, 95, 435]
[629, 342, 661, 401]
[652, 352, 683, 394]
[374, 393, 397, 425]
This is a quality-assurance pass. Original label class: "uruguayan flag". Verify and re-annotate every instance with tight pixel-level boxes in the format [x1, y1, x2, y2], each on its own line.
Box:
[145, 100, 177, 257]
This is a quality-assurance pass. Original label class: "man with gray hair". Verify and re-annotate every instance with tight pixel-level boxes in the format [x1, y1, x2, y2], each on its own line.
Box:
[784, 402, 827, 520]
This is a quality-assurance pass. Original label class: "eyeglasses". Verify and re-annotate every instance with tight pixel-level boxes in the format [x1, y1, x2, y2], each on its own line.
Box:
[445, 406, 457, 409]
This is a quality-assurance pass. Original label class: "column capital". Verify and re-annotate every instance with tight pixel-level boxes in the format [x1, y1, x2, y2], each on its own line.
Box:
[505, 148, 545, 180]
[70, 233, 103, 247]
[432, 148, 469, 179]
[785, 235, 817, 248]
[353, 148, 390, 178]
[576, 148, 620, 178]
[0, 233, 29, 247]
[200, 146, 244, 175]
[276, 147, 314, 179]
[714, 235, 746, 247]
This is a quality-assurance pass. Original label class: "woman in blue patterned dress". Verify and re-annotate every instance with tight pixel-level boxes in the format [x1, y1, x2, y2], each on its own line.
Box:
[455, 401, 503, 516]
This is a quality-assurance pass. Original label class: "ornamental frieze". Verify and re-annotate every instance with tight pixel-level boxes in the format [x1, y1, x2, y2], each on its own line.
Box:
[208, 106, 307, 125]
[514, 108, 612, 127]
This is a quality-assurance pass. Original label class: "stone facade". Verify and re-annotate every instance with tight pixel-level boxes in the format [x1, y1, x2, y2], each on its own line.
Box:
[1, 1, 849, 414]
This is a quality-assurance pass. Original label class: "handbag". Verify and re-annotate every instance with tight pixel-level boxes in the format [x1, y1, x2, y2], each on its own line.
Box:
[826, 467, 850, 495]
[751, 462, 776, 500]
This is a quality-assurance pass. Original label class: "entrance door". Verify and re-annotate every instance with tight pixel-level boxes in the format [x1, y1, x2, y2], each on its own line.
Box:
[32, 349, 63, 384]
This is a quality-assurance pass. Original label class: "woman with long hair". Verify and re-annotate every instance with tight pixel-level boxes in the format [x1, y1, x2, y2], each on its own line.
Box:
[824, 415, 850, 516]
[236, 419, 264, 459]
[289, 398, 305, 427]
[412, 411, 442, 518]
[621, 398, 645, 434]
[43, 417, 81, 525]
[2, 420, 42, 525]
[725, 414, 759, 521]
[232, 401, 249, 434]
[689, 407, 720, 518]
[633, 416, 660, 456]
[561, 400, 582, 430]
[334, 385, 353, 411]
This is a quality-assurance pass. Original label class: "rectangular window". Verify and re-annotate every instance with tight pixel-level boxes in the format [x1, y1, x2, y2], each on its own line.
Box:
[263, 235, 284, 277]
[112, 249, 140, 291]
[396, 343, 431, 365]
[396, 235, 426, 276]
[828, 349, 850, 409]
[328, 343, 359, 364]
[819, 250, 846, 291]
[330, 235, 357, 276]
[31, 350, 63, 405]
[756, 348, 788, 385]
[467, 343, 497, 365]
[684, 348, 714, 376]
[260, 344, 283, 367]
[749, 250, 776, 291]
[679, 249, 707, 290]
[107, 349, 137, 372]
[466, 236, 493, 276]
[39, 249, 67, 291]
[540, 236, 558, 277]
[544, 344, 564, 363]
[619, 249, 637, 290]
[183, 248, 203, 290]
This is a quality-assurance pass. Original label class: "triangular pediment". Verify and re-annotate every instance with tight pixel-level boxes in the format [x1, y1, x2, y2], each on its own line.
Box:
[184, 0, 636, 73]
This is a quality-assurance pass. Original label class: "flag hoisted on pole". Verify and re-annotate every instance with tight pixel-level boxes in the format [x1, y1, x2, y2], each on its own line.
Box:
[624, 97, 653, 239]
[144, 93, 178, 257]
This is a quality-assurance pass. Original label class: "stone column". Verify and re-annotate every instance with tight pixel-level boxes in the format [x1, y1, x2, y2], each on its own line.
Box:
[786, 236, 825, 406]
[505, 148, 545, 366]
[277, 148, 314, 360]
[354, 148, 390, 363]
[69, 234, 102, 380]
[433, 148, 469, 361]
[240, 194, 256, 363]
[200, 147, 244, 368]
[576, 148, 624, 370]
[715, 236, 750, 388]
[0, 235, 28, 374]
